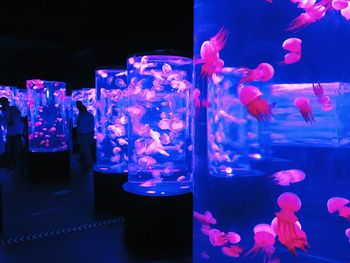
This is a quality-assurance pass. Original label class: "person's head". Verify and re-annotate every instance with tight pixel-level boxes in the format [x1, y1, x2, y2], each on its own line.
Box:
[0, 97, 9, 109]
[76, 100, 84, 111]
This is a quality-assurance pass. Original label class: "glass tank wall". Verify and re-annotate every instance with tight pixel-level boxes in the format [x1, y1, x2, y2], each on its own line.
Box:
[94, 69, 128, 173]
[0, 86, 17, 145]
[125, 54, 193, 196]
[194, 1, 350, 262]
[71, 88, 96, 127]
[14, 88, 28, 117]
[27, 80, 68, 152]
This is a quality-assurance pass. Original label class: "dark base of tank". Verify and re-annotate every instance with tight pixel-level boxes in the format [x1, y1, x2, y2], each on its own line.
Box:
[123, 190, 193, 261]
[27, 151, 70, 181]
[93, 171, 128, 216]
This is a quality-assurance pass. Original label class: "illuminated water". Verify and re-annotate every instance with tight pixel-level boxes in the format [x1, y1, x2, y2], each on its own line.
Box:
[27, 80, 69, 152]
[94, 69, 128, 173]
[70, 88, 96, 128]
[14, 88, 28, 117]
[194, 1, 350, 262]
[125, 54, 193, 196]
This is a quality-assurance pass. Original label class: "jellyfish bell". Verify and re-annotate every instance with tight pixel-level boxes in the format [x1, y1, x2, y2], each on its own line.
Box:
[239, 85, 262, 106]
[341, 4, 350, 20]
[282, 38, 302, 53]
[294, 97, 314, 123]
[226, 232, 241, 244]
[277, 192, 302, 212]
[327, 197, 350, 213]
[254, 224, 277, 237]
[255, 63, 275, 81]
[332, 0, 349, 10]
[345, 228, 350, 239]
[209, 229, 228, 246]
[288, 169, 306, 183]
[221, 245, 243, 258]
[297, 0, 316, 9]
[283, 52, 301, 64]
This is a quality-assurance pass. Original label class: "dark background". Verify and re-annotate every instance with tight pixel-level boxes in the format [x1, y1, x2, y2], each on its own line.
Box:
[0, 0, 193, 92]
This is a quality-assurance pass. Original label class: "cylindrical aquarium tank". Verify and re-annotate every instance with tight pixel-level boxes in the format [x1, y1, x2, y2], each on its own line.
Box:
[194, 1, 350, 262]
[124, 53, 193, 196]
[71, 88, 96, 128]
[94, 69, 128, 173]
[27, 79, 68, 152]
[14, 88, 28, 117]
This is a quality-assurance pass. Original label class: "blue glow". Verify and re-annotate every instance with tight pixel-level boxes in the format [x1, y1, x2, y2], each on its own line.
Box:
[70, 88, 96, 128]
[27, 80, 68, 152]
[194, 0, 350, 261]
[94, 69, 128, 173]
[125, 55, 193, 196]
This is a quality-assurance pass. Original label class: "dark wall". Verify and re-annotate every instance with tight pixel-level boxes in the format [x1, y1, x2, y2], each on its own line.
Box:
[0, 0, 193, 91]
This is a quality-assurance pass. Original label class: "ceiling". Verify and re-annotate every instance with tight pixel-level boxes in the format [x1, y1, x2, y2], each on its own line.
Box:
[0, 0, 193, 90]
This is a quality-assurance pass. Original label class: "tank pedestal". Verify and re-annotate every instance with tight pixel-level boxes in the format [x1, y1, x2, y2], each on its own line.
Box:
[122, 189, 193, 261]
[27, 150, 70, 181]
[93, 170, 127, 216]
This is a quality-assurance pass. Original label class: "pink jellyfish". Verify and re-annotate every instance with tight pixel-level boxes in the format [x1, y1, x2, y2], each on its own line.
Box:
[287, 4, 328, 31]
[341, 4, 350, 20]
[196, 27, 229, 77]
[327, 197, 350, 220]
[345, 228, 350, 243]
[222, 245, 243, 258]
[332, 0, 349, 10]
[273, 192, 310, 255]
[271, 169, 305, 186]
[245, 224, 277, 262]
[209, 228, 241, 246]
[281, 38, 302, 65]
[312, 83, 334, 111]
[294, 97, 315, 123]
[239, 85, 273, 122]
[237, 63, 274, 84]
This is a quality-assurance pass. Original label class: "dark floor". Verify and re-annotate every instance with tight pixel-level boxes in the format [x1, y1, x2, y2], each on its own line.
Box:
[0, 154, 192, 263]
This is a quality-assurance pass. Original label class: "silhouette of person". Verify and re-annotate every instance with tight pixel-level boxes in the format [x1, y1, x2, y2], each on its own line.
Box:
[76, 101, 95, 170]
[0, 97, 23, 170]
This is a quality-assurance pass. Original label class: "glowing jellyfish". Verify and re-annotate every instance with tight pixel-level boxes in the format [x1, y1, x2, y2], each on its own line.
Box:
[245, 224, 276, 262]
[312, 83, 334, 111]
[193, 211, 217, 225]
[273, 192, 310, 255]
[287, 4, 327, 31]
[271, 169, 305, 186]
[222, 245, 243, 258]
[238, 63, 274, 84]
[341, 3, 350, 19]
[294, 97, 315, 123]
[281, 38, 302, 65]
[239, 85, 273, 122]
[197, 27, 229, 77]
[345, 228, 350, 243]
[327, 197, 350, 220]
[209, 228, 241, 247]
[332, 0, 349, 10]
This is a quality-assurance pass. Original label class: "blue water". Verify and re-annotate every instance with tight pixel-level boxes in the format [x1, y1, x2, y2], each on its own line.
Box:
[194, 0, 350, 262]
[94, 69, 128, 173]
[126, 55, 193, 196]
[27, 80, 69, 152]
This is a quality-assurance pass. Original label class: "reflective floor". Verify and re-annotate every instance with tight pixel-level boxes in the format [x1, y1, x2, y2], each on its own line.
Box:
[0, 154, 191, 263]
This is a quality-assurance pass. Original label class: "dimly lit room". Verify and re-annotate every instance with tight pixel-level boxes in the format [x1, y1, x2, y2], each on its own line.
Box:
[0, 0, 350, 262]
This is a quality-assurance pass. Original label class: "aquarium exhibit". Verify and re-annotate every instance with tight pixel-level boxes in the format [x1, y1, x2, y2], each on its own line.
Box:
[124, 54, 193, 196]
[70, 88, 96, 128]
[194, 0, 350, 262]
[94, 69, 128, 174]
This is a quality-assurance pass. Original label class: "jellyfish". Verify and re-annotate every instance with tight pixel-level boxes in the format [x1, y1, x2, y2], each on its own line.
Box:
[327, 197, 350, 220]
[245, 224, 276, 262]
[239, 85, 273, 122]
[273, 192, 310, 255]
[287, 4, 327, 31]
[209, 228, 241, 247]
[271, 169, 306, 186]
[237, 63, 274, 84]
[193, 211, 217, 225]
[294, 97, 315, 123]
[280, 38, 302, 65]
[222, 245, 243, 258]
[345, 228, 350, 243]
[341, 3, 350, 19]
[312, 83, 334, 111]
[296, 0, 316, 9]
[332, 0, 349, 10]
[197, 27, 229, 77]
